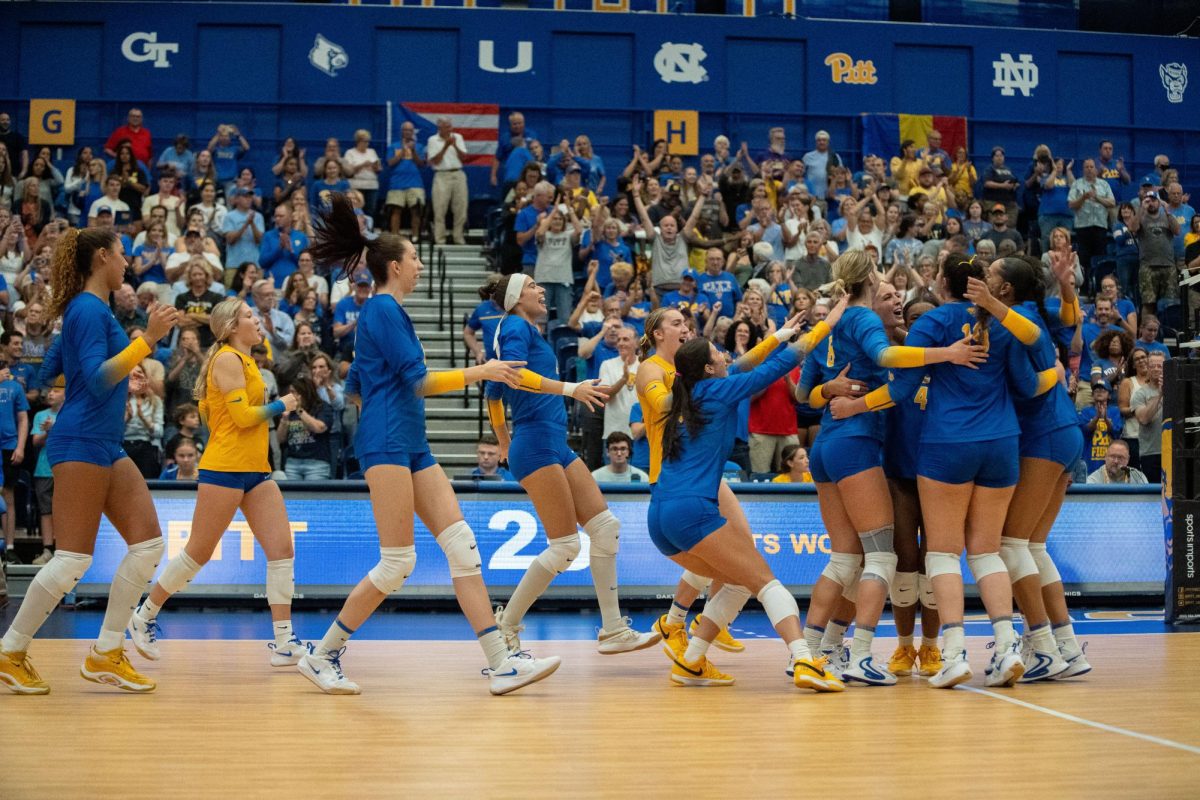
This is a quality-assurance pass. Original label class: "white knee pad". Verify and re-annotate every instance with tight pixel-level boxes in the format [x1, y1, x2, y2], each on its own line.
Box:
[1028, 542, 1062, 587]
[841, 567, 862, 602]
[821, 552, 861, 588]
[862, 551, 898, 588]
[120, 538, 165, 585]
[534, 533, 580, 576]
[583, 511, 620, 558]
[681, 570, 712, 593]
[918, 573, 937, 609]
[701, 584, 752, 632]
[925, 551, 962, 579]
[266, 558, 294, 606]
[999, 537, 1039, 582]
[368, 546, 417, 594]
[756, 579, 800, 627]
[437, 521, 482, 578]
[890, 571, 919, 608]
[966, 552, 1007, 581]
[157, 551, 203, 596]
[34, 550, 93, 595]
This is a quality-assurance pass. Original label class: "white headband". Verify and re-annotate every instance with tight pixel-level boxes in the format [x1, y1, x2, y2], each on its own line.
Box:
[503, 273, 531, 312]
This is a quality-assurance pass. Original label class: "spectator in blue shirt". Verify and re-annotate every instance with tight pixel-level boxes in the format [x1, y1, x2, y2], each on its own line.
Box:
[157, 134, 195, 180]
[659, 270, 714, 320]
[0, 362, 30, 551]
[259, 204, 310, 289]
[1037, 154, 1075, 254]
[574, 135, 606, 195]
[28, 378, 63, 564]
[1079, 380, 1123, 475]
[1, 333, 37, 406]
[471, 434, 516, 481]
[333, 275, 371, 358]
[591, 217, 631, 291]
[491, 111, 540, 190]
[1111, 203, 1141, 305]
[696, 247, 741, 319]
[515, 181, 553, 270]
[310, 159, 351, 216]
[207, 124, 249, 195]
[384, 121, 426, 239]
[220, 188, 264, 268]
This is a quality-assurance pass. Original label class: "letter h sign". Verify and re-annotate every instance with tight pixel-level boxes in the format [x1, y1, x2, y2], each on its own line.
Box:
[653, 110, 699, 156]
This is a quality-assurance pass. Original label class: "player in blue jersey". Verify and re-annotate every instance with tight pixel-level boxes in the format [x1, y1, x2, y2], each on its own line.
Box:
[967, 255, 1090, 681]
[301, 194, 560, 696]
[463, 273, 505, 364]
[649, 299, 849, 690]
[0, 227, 180, 695]
[485, 273, 660, 655]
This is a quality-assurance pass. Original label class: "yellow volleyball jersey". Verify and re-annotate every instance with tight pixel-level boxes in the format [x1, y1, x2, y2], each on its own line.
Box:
[199, 346, 271, 473]
[636, 354, 676, 484]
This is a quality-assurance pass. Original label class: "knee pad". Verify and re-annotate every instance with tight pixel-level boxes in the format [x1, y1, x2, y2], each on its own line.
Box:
[35, 550, 93, 595]
[918, 573, 937, 609]
[437, 521, 482, 578]
[266, 558, 294, 605]
[534, 533, 580, 576]
[120, 537, 165, 584]
[966, 552, 1007, 581]
[368, 546, 417, 594]
[157, 551, 203, 596]
[890, 571, 919, 608]
[583, 511, 620, 558]
[1028, 542, 1062, 587]
[859, 524, 894, 554]
[756, 579, 800, 627]
[999, 537, 1039, 582]
[701, 584, 751, 632]
[820, 552, 861, 588]
[841, 567, 862, 602]
[925, 551, 962, 579]
[862, 551, 898, 588]
[681, 570, 712, 593]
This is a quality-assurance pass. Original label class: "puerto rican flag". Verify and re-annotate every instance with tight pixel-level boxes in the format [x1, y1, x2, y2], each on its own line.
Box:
[398, 102, 499, 167]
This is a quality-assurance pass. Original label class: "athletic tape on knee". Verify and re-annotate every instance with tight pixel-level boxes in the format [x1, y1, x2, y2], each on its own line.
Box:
[925, 551, 962, 579]
[858, 524, 894, 554]
[681, 570, 712, 593]
[534, 533, 580, 576]
[266, 558, 294, 605]
[756, 579, 800, 627]
[1028, 542, 1062, 587]
[890, 571, 919, 608]
[918, 574, 937, 609]
[34, 550, 92, 595]
[157, 551, 203, 596]
[368, 546, 417, 594]
[862, 551, 898, 588]
[118, 538, 165, 587]
[820, 552, 861, 588]
[701, 584, 752, 632]
[966, 552, 1007, 581]
[999, 537, 1039, 582]
[583, 510, 620, 558]
[437, 521, 482, 578]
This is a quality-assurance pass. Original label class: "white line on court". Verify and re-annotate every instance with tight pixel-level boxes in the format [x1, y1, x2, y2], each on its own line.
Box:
[960, 686, 1200, 756]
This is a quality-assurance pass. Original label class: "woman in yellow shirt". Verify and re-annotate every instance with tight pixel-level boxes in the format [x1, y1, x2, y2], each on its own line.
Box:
[890, 140, 922, 198]
[771, 444, 813, 483]
[128, 298, 309, 670]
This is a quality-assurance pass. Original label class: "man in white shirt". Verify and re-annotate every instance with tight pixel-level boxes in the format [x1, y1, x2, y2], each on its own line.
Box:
[598, 326, 639, 439]
[591, 432, 649, 484]
[251, 279, 295, 353]
[427, 117, 469, 245]
[140, 170, 185, 237]
[1086, 439, 1148, 485]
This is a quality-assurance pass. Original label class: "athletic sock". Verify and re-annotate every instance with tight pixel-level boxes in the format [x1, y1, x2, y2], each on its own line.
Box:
[589, 553, 622, 632]
[138, 598, 162, 621]
[1053, 622, 1082, 658]
[683, 634, 712, 664]
[899, 634, 914, 648]
[921, 636, 938, 650]
[477, 627, 508, 671]
[98, 539, 163, 653]
[942, 623, 965, 659]
[273, 620, 294, 647]
[849, 626, 875, 662]
[821, 619, 849, 651]
[666, 600, 690, 627]
[502, 562, 557, 628]
[788, 638, 813, 662]
[803, 624, 824, 656]
[96, 629, 124, 652]
[1027, 622, 1056, 653]
[317, 618, 355, 656]
[991, 616, 1016, 651]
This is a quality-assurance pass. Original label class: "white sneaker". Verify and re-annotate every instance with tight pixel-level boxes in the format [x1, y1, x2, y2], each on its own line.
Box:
[928, 650, 973, 689]
[819, 642, 850, 678]
[1018, 647, 1070, 683]
[842, 654, 898, 686]
[984, 641, 1025, 687]
[597, 617, 662, 655]
[298, 647, 361, 695]
[488, 652, 561, 695]
[268, 636, 313, 667]
[493, 605, 524, 655]
[127, 612, 161, 661]
[1055, 644, 1092, 679]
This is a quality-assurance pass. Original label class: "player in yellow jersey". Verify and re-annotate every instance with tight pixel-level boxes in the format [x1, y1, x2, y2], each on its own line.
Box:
[127, 298, 310, 670]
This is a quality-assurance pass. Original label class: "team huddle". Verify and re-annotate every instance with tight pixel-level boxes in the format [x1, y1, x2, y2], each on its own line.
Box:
[0, 191, 1089, 697]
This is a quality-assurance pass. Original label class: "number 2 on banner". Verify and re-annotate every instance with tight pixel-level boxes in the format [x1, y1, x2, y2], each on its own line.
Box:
[488, 510, 590, 571]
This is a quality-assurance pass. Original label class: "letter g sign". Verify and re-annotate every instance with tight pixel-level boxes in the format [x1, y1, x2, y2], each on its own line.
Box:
[28, 99, 75, 146]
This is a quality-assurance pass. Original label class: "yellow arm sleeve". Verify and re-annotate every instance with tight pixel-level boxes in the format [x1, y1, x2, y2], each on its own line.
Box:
[877, 346, 927, 369]
[1059, 297, 1082, 327]
[222, 389, 285, 428]
[98, 337, 151, 388]
[643, 380, 672, 416]
[487, 397, 507, 432]
[863, 385, 895, 411]
[1035, 367, 1058, 397]
[517, 369, 545, 392]
[739, 335, 779, 369]
[808, 383, 829, 410]
[422, 370, 467, 396]
[998, 309, 1041, 345]
[797, 321, 832, 353]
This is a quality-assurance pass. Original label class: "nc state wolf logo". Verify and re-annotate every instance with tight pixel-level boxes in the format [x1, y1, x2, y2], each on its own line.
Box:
[309, 34, 349, 77]
[1160, 62, 1188, 103]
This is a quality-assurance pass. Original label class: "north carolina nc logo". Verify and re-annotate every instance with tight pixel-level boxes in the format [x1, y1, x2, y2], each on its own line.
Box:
[654, 43, 708, 85]
[1160, 62, 1188, 103]
[992, 53, 1039, 97]
[309, 34, 349, 78]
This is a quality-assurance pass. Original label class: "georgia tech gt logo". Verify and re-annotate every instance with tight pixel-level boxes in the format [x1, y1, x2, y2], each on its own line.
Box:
[309, 34, 349, 78]
[654, 42, 708, 85]
[824, 52, 877, 85]
[992, 53, 1039, 97]
[121, 32, 179, 69]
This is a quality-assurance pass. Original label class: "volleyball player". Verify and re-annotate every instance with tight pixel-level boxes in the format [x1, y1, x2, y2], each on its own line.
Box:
[485, 273, 659, 654]
[0, 228, 179, 694]
[127, 298, 309, 668]
[301, 194, 559, 695]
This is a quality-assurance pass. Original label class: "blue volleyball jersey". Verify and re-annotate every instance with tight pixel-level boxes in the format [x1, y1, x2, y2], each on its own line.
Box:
[350, 294, 430, 456]
[493, 315, 567, 430]
[883, 373, 927, 481]
[1011, 301, 1077, 438]
[467, 300, 505, 360]
[657, 343, 799, 501]
[816, 306, 890, 442]
[891, 301, 1039, 445]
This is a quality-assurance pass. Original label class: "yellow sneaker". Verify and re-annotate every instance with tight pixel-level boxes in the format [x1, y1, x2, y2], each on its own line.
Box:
[0, 650, 50, 695]
[689, 615, 745, 653]
[80, 646, 156, 693]
[792, 656, 845, 693]
[670, 655, 734, 687]
[888, 644, 918, 677]
[917, 643, 943, 677]
[654, 614, 688, 663]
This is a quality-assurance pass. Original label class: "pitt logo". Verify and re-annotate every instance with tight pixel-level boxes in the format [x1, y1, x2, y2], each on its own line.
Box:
[992, 53, 1039, 97]
[167, 521, 308, 561]
[824, 53, 877, 85]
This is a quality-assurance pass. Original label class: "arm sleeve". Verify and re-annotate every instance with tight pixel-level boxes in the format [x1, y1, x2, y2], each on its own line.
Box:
[81, 319, 151, 398]
[997, 308, 1042, 345]
[877, 345, 928, 369]
[420, 370, 467, 396]
[642, 379, 672, 417]
[731, 334, 782, 373]
[1059, 297, 1082, 327]
[854, 312, 924, 368]
[705, 345, 800, 408]
[223, 388, 285, 428]
[796, 321, 832, 353]
[886, 317, 937, 405]
[487, 397, 506, 432]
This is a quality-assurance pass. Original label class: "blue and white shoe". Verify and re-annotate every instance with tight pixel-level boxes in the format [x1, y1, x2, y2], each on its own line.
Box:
[298, 647, 361, 695]
[269, 636, 314, 667]
[818, 642, 850, 678]
[984, 641, 1025, 687]
[1054, 643, 1092, 679]
[1018, 646, 1070, 683]
[842, 654, 898, 686]
[928, 650, 973, 689]
[488, 651, 561, 695]
[127, 611, 162, 661]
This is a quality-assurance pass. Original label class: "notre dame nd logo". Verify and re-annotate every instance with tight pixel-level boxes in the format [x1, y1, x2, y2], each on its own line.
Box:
[654, 43, 708, 85]
[992, 53, 1039, 97]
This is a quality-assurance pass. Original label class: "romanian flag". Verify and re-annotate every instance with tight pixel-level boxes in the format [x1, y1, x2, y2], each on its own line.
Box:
[860, 114, 968, 162]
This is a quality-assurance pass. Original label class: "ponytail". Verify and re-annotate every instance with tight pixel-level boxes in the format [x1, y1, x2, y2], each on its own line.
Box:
[192, 297, 248, 401]
[660, 338, 713, 462]
[944, 253, 991, 338]
[639, 307, 676, 360]
[308, 192, 411, 285]
[49, 227, 117, 319]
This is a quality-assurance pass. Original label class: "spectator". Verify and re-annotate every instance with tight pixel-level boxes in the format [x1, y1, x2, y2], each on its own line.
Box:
[207, 124, 250, 196]
[231, 167, 264, 211]
[104, 107, 152, 165]
[1118, 347, 1150, 469]
[173, 263, 224, 348]
[119, 281, 151, 332]
[122, 364, 164, 479]
[16, 154, 63, 207]
[792, 230, 832, 291]
[1040, 227, 1083, 300]
[28, 377, 63, 565]
[1035, 152, 1074, 254]
[980, 145, 1020, 221]
[1131, 351, 1165, 480]
[771, 444, 812, 483]
[259, 204, 309, 289]
[920, 130, 952, 177]
[0, 113, 29, 175]
[1092, 274, 1138, 335]
[574, 135, 606, 194]
[0, 360, 29, 552]
[1090, 328, 1135, 391]
[472, 433, 515, 481]
[660, 269, 713, 319]
[591, 432, 649, 483]
[343, 129, 382, 215]
[333, 274, 371, 358]
[310, 352, 345, 413]
[186, 149, 221, 205]
[273, 154, 307, 208]
[65, 151, 105, 226]
[492, 111, 539, 189]
[309, 159, 350, 217]
[245, 278, 292, 354]
[533, 204, 583, 325]
[1068, 159, 1117, 292]
[384, 121, 426, 238]
[747, 339, 799, 473]
[188, 182, 227, 237]
[748, 200, 785, 262]
[157, 133, 195, 179]
[131, 220, 171, 286]
[1127, 189, 1180, 320]
[802, 130, 842, 198]
[981, 203, 1023, 253]
[278, 371, 335, 481]
[159, 438, 201, 481]
[220, 188, 264, 268]
[1164, 182, 1195, 263]
[1086, 436, 1146, 485]
[13, 179, 51, 240]
[633, 173, 706, 294]
[312, 138, 347, 181]
[514, 181, 554, 272]
[1096, 140, 1130, 203]
[428, 116, 470, 245]
[697, 247, 741, 319]
[163, 402, 207, 463]
[110, 141, 150, 223]
[163, 329, 205, 424]
[1078, 379, 1122, 476]
[890, 140, 922, 198]
[19, 300, 53, 366]
[598, 324, 639, 439]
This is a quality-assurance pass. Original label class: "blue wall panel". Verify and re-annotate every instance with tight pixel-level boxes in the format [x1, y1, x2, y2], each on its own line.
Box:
[1057, 52, 1132, 126]
[376, 28, 462, 101]
[550, 32, 634, 107]
[893, 44, 971, 117]
[725, 38, 806, 110]
[197, 25, 282, 102]
[20, 23, 104, 97]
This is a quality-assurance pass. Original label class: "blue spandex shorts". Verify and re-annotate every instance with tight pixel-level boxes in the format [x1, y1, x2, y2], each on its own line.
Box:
[46, 436, 127, 468]
[917, 436, 1020, 488]
[647, 495, 726, 557]
[359, 449, 438, 474]
[1019, 425, 1083, 468]
[507, 426, 578, 482]
[809, 435, 883, 484]
[198, 470, 272, 493]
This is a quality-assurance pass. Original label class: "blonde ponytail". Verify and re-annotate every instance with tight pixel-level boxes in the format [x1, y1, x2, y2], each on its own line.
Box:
[192, 298, 249, 400]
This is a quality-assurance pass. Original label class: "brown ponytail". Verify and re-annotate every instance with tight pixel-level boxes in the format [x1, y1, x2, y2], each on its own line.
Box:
[308, 193, 411, 285]
[49, 227, 117, 319]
